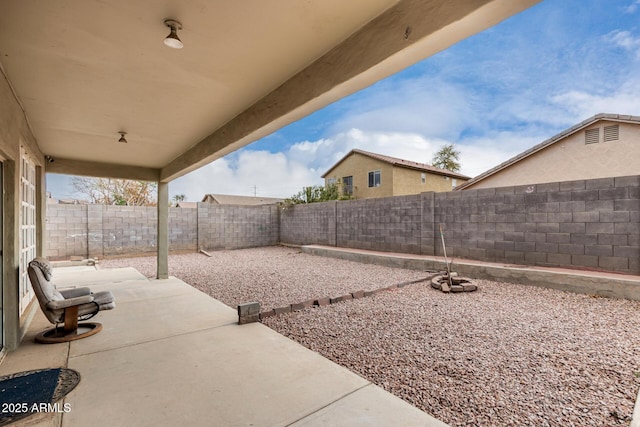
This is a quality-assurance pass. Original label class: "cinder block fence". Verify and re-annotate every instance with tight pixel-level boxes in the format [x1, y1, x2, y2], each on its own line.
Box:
[46, 175, 639, 274]
[46, 204, 279, 260]
[281, 175, 639, 274]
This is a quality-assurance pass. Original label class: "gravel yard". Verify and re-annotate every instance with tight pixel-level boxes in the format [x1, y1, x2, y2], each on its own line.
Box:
[101, 247, 640, 426]
[100, 246, 426, 310]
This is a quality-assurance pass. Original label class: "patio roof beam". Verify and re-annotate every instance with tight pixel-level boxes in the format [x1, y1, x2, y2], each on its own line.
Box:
[160, 0, 540, 182]
[46, 158, 160, 182]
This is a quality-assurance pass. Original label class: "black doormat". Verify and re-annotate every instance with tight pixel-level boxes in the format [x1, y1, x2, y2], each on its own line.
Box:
[0, 368, 80, 425]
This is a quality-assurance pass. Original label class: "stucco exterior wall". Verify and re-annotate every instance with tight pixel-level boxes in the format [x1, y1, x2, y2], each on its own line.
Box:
[466, 121, 640, 189]
[392, 167, 462, 194]
[325, 153, 466, 199]
[1, 73, 46, 349]
[324, 155, 394, 199]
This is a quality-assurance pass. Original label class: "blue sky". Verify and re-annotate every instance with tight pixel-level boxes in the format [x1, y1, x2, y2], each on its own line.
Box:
[48, 0, 640, 201]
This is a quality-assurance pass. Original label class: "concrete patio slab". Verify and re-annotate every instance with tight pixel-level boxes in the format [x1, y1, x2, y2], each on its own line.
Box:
[1, 267, 447, 427]
[290, 383, 448, 427]
[86, 278, 197, 304]
[0, 310, 68, 376]
[69, 280, 237, 357]
[67, 322, 370, 427]
[52, 267, 147, 287]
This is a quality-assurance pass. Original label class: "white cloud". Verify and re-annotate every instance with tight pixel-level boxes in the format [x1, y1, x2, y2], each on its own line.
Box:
[329, 77, 478, 140]
[605, 30, 640, 58]
[551, 78, 640, 119]
[168, 126, 550, 202]
[169, 151, 317, 201]
[170, 130, 443, 200]
[624, 0, 640, 13]
[458, 132, 544, 177]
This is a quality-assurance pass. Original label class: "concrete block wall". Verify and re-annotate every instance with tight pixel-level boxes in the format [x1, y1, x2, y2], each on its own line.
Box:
[279, 175, 639, 274]
[169, 207, 198, 252]
[87, 205, 103, 259]
[436, 176, 639, 273]
[102, 206, 158, 256]
[45, 204, 88, 259]
[336, 194, 422, 253]
[45, 175, 638, 274]
[279, 201, 336, 246]
[421, 192, 436, 256]
[197, 203, 279, 251]
[47, 203, 278, 259]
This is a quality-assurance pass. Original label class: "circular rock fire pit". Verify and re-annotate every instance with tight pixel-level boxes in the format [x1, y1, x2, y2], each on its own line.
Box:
[431, 272, 477, 293]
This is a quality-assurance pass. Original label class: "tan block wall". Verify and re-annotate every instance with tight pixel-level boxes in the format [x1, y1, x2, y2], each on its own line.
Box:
[466, 121, 640, 189]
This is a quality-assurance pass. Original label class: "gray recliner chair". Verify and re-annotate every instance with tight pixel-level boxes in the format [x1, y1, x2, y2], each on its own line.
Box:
[28, 257, 115, 343]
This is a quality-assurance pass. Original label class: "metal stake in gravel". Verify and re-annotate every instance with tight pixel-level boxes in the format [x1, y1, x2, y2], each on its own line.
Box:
[433, 225, 477, 293]
[439, 225, 453, 290]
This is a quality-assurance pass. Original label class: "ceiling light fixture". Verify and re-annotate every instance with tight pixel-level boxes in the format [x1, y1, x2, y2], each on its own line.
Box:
[118, 131, 128, 143]
[163, 19, 183, 49]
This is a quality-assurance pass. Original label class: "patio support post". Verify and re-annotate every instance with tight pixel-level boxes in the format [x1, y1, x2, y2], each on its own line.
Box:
[157, 181, 168, 279]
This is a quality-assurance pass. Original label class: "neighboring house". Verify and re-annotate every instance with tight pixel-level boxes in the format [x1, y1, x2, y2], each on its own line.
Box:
[321, 148, 470, 199]
[46, 193, 87, 205]
[58, 198, 88, 205]
[456, 113, 640, 190]
[201, 194, 284, 205]
[176, 201, 197, 208]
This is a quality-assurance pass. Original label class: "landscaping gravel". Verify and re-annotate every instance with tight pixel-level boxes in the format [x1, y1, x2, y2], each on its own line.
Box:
[101, 247, 640, 426]
[99, 246, 426, 310]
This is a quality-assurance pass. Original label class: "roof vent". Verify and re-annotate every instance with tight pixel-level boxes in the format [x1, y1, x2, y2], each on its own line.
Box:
[585, 128, 599, 144]
[603, 124, 619, 142]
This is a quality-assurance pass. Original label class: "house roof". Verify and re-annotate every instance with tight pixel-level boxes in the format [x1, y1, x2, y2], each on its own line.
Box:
[455, 113, 640, 190]
[201, 194, 284, 206]
[175, 202, 197, 208]
[0, 1, 538, 183]
[322, 148, 471, 179]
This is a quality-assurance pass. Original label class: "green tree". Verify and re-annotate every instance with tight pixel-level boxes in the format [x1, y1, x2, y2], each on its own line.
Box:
[284, 182, 349, 206]
[432, 143, 461, 172]
[172, 194, 186, 206]
[70, 177, 157, 206]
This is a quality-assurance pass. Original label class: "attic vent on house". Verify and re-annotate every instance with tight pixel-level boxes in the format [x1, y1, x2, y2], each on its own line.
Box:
[585, 128, 599, 144]
[603, 124, 619, 142]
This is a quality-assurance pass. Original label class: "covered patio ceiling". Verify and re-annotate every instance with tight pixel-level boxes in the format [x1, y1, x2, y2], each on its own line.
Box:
[0, 0, 540, 183]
